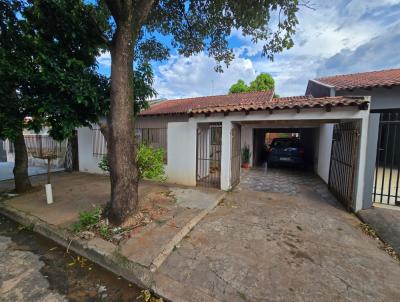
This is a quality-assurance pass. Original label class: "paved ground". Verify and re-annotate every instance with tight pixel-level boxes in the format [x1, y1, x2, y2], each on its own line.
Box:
[159, 169, 400, 301]
[240, 167, 334, 201]
[359, 205, 400, 255]
[0, 234, 66, 301]
[2, 170, 400, 301]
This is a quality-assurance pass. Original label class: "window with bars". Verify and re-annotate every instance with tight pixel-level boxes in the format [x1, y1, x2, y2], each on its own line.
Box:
[92, 127, 167, 162]
[92, 126, 107, 157]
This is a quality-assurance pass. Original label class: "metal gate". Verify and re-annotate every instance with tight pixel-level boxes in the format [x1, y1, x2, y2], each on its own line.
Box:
[65, 130, 79, 171]
[231, 124, 241, 188]
[373, 111, 400, 206]
[196, 123, 222, 188]
[328, 122, 360, 210]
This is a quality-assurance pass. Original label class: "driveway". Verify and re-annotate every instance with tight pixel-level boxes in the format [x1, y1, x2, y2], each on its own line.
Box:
[158, 169, 400, 301]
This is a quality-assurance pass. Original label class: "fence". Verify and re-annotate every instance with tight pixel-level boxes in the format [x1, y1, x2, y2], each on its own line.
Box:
[92, 127, 167, 162]
[373, 111, 400, 206]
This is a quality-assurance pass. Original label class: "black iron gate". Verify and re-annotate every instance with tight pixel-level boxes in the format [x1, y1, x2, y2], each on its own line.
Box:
[328, 122, 360, 210]
[231, 124, 241, 188]
[373, 111, 400, 206]
[65, 130, 79, 171]
[196, 123, 222, 188]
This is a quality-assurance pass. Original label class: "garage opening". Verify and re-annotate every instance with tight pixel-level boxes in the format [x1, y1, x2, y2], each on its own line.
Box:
[238, 120, 362, 210]
[252, 128, 315, 169]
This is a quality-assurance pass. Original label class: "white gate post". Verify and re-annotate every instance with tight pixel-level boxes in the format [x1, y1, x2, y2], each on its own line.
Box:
[220, 120, 233, 190]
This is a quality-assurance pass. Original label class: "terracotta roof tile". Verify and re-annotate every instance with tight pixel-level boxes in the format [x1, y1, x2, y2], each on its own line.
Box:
[140, 92, 368, 116]
[316, 68, 400, 91]
[190, 96, 369, 114]
[140, 90, 274, 116]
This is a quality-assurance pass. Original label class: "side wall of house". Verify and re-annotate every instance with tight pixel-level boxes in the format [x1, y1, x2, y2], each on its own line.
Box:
[77, 127, 105, 174]
[77, 115, 189, 175]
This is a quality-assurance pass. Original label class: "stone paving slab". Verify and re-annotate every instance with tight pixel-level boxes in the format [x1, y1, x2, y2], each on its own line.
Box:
[121, 207, 201, 267]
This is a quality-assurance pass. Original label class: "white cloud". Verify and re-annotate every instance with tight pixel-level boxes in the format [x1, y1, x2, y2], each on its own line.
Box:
[154, 0, 400, 98]
[97, 51, 111, 67]
[154, 53, 256, 99]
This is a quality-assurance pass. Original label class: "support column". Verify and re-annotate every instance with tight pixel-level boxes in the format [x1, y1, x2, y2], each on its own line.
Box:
[361, 113, 380, 209]
[220, 120, 233, 190]
[354, 114, 370, 211]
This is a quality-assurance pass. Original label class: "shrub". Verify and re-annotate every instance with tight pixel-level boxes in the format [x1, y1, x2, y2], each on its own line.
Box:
[241, 145, 251, 164]
[72, 206, 102, 232]
[98, 144, 165, 181]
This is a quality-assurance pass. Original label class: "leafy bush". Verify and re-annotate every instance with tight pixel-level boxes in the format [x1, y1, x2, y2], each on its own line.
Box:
[98, 157, 109, 172]
[98, 144, 165, 181]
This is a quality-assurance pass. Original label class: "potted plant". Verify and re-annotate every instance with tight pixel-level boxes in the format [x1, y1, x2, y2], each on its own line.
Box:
[241, 145, 251, 169]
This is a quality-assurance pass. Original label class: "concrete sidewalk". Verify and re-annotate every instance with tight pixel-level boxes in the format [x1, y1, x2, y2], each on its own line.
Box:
[358, 205, 400, 255]
[0, 172, 225, 301]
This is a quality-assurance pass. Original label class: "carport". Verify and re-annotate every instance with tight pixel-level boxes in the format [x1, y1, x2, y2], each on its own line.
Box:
[173, 95, 371, 212]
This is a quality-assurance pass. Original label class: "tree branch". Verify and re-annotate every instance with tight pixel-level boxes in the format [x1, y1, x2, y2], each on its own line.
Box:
[104, 0, 123, 21]
[132, 0, 155, 39]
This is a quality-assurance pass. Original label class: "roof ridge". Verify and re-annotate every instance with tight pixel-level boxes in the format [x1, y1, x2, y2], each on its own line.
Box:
[157, 89, 274, 103]
[316, 67, 400, 81]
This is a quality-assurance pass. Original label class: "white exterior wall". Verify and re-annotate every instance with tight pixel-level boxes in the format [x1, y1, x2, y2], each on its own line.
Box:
[316, 124, 334, 183]
[166, 122, 196, 186]
[336, 86, 400, 110]
[77, 127, 106, 174]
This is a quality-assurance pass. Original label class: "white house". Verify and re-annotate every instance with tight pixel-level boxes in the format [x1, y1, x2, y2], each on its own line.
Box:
[77, 68, 400, 213]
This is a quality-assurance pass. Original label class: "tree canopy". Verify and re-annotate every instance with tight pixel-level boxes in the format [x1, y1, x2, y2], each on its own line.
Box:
[229, 79, 249, 94]
[93, 0, 301, 224]
[0, 0, 110, 141]
[229, 73, 279, 96]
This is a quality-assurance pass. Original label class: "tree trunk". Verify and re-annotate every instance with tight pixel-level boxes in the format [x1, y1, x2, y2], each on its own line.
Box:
[107, 18, 138, 225]
[13, 130, 32, 193]
[104, 0, 155, 225]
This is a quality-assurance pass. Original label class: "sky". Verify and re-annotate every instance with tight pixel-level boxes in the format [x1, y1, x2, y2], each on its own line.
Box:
[97, 0, 400, 99]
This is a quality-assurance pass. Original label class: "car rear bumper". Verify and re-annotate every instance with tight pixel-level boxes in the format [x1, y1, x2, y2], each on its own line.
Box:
[268, 155, 305, 166]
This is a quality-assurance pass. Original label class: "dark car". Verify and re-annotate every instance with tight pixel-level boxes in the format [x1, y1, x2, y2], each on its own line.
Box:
[267, 137, 305, 167]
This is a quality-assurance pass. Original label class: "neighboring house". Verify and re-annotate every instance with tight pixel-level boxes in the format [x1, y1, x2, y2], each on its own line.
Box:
[306, 68, 400, 208]
[78, 90, 371, 212]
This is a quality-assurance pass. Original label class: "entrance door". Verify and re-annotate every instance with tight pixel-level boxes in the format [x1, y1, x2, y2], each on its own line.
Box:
[231, 124, 241, 188]
[328, 122, 360, 210]
[196, 123, 222, 188]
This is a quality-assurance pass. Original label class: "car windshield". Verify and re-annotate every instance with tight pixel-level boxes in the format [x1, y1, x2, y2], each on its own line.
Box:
[271, 139, 301, 148]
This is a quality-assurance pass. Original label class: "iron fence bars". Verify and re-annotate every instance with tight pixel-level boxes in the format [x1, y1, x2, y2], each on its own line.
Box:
[373, 111, 400, 206]
[92, 126, 168, 162]
[328, 122, 360, 210]
[92, 126, 108, 157]
[231, 124, 241, 188]
[196, 123, 222, 188]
